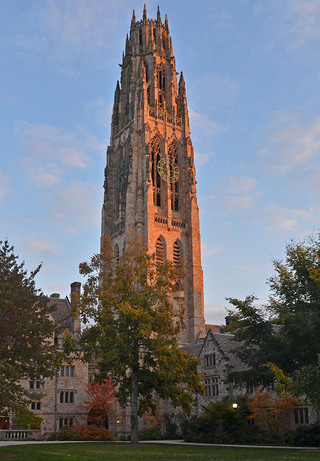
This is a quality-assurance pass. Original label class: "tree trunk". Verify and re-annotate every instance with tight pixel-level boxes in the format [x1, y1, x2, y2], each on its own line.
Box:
[130, 343, 139, 444]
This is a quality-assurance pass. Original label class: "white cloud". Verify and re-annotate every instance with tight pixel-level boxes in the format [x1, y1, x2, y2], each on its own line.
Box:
[189, 108, 223, 138]
[10, 0, 144, 65]
[0, 169, 10, 204]
[194, 152, 215, 167]
[48, 181, 101, 233]
[260, 112, 320, 174]
[254, 0, 320, 49]
[15, 121, 104, 186]
[192, 71, 238, 108]
[204, 302, 228, 325]
[221, 175, 258, 195]
[213, 175, 258, 212]
[201, 243, 223, 257]
[220, 195, 253, 211]
[285, 0, 320, 48]
[298, 166, 320, 190]
[264, 203, 312, 232]
[231, 265, 263, 275]
[25, 234, 59, 258]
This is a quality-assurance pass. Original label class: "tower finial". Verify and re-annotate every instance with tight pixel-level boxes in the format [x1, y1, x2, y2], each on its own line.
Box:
[131, 9, 136, 28]
[126, 33, 129, 50]
[143, 4, 147, 22]
[165, 13, 169, 30]
[157, 5, 161, 24]
[179, 71, 186, 94]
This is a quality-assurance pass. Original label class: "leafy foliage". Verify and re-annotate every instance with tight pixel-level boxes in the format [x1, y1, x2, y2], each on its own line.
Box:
[0, 240, 57, 413]
[78, 233, 204, 443]
[247, 387, 294, 437]
[83, 379, 115, 427]
[184, 397, 251, 444]
[48, 424, 115, 441]
[14, 406, 42, 430]
[227, 234, 320, 407]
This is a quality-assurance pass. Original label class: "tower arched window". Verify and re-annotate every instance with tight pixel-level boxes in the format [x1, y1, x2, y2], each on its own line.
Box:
[150, 137, 161, 207]
[156, 236, 166, 263]
[158, 68, 165, 91]
[139, 28, 142, 47]
[169, 143, 179, 211]
[173, 240, 182, 266]
[114, 244, 120, 265]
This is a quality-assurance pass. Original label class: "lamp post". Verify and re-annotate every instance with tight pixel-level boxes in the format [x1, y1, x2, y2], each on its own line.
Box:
[232, 403, 238, 444]
[115, 418, 120, 440]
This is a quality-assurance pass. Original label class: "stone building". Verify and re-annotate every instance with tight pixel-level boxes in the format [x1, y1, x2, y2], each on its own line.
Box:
[14, 283, 89, 439]
[101, 5, 205, 345]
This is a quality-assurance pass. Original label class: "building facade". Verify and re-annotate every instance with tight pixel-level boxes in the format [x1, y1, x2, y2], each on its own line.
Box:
[101, 5, 205, 345]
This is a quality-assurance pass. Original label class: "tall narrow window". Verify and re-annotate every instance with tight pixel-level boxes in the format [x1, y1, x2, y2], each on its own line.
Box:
[150, 137, 161, 207]
[169, 143, 179, 211]
[156, 236, 166, 263]
[173, 240, 182, 266]
[114, 244, 120, 265]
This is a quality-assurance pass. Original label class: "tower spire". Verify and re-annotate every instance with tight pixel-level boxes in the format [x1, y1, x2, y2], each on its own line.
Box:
[157, 5, 161, 24]
[131, 9, 136, 29]
[143, 4, 147, 22]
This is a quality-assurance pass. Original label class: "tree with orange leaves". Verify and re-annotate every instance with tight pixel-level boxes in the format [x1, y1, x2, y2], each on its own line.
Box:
[247, 386, 294, 437]
[82, 379, 115, 428]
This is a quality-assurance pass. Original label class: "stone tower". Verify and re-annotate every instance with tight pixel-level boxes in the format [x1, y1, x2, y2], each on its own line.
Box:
[101, 5, 205, 345]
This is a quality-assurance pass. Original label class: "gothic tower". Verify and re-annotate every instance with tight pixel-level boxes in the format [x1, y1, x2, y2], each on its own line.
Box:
[101, 5, 205, 345]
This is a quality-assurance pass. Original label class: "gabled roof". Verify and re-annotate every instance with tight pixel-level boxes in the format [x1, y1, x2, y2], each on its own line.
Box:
[47, 296, 71, 327]
[198, 329, 244, 370]
[180, 341, 203, 359]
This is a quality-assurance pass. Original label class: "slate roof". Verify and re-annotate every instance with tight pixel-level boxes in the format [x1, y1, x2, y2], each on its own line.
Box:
[181, 341, 203, 359]
[47, 296, 71, 327]
[211, 332, 244, 370]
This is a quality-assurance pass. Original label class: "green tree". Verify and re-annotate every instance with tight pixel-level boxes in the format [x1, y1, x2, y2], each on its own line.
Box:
[0, 240, 57, 413]
[227, 234, 320, 407]
[78, 234, 204, 444]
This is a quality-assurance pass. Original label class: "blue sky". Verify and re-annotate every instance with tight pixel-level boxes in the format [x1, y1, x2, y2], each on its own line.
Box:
[1, 0, 320, 325]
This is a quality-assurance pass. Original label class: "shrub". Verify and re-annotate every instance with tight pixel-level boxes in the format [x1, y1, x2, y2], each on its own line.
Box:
[292, 424, 320, 447]
[138, 427, 162, 440]
[48, 424, 114, 441]
[85, 425, 114, 441]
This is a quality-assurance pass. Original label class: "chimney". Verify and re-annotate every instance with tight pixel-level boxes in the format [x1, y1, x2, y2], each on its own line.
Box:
[225, 315, 235, 327]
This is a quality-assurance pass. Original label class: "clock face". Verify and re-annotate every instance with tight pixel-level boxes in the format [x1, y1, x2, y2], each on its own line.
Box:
[157, 157, 179, 183]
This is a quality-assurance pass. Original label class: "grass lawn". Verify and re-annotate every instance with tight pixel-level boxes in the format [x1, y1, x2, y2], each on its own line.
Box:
[0, 443, 319, 461]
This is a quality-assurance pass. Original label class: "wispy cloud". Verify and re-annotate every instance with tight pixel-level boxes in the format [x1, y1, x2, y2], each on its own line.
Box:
[194, 152, 215, 167]
[0, 169, 10, 204]
[214, 175, 259, 212]
[204, 302, 228, 325]
[189, 108, 223, 138]
[9, 0, 142, 65]
[24, 234, 59, 258]
[285, 0, 320, 48]
[254, 0, 320, 49]
[15, 121, 104, 187]
[192, 71, 238, 108]
[201, 242, 223, 257]
[231, 265, 263, 275]
[264, 203, 312, 232]
[259, 112, 320, 174]
[48, 181, 101, 233]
